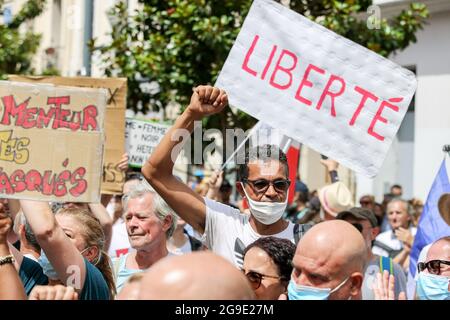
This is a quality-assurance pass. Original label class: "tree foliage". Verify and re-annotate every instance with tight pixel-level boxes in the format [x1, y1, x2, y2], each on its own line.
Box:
[0, 0, 46, 78]
[94, 0, 428, 133]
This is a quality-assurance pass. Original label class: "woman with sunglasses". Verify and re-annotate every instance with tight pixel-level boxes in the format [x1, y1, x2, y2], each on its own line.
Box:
[242, 236, 296, 300]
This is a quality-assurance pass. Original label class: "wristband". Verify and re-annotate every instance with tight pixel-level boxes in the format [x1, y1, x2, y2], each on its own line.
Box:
[0, 254, 15, 266]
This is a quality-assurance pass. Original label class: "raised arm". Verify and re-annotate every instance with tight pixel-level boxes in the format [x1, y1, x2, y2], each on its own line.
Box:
[320, 158, 340, 183]
[88, 203, 112, 251]
[142, 86, 228, 234]
[19, 200, 87, 292]
[205, 171, 224, 201]
[0, 212, 27, 300]
[6, 199, 20, 244]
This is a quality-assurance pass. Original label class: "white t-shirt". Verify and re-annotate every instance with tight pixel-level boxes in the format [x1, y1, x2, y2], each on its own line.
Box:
[203, 197, 295, 268]
[108, 219, 132, 258]
[372, 227, 417, 258]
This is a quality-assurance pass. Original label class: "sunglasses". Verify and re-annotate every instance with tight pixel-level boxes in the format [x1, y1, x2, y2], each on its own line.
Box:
[242, 270, 281, 290]
[417, 259, 450, 275]
[243, 178, 291, 194]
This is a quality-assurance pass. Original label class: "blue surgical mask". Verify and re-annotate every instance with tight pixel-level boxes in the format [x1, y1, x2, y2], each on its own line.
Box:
[287, 277, 349, 300]
[37, 250, 59, 280]
[416, 273, 450, 300]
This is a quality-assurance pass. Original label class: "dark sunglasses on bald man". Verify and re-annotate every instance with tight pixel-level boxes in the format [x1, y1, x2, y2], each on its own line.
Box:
[418, 260, 450, 275]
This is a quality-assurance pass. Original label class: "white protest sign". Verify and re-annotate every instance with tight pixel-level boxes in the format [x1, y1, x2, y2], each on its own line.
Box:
[125, 118, 170, 167]
[215, 0, 417, 178]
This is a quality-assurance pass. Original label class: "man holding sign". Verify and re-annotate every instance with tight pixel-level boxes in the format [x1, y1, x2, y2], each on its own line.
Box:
[215, 0, 417, 178]
[143, 86, 297, 268]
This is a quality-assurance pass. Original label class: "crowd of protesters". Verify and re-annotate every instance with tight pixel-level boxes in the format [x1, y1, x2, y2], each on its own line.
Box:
[0, 85, 448, 301]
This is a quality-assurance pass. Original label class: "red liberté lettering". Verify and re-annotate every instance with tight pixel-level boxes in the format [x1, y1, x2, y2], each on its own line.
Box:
[0, 95, 98, 131]
[241, 34, 404, 141]
[0, 159, 87, 197]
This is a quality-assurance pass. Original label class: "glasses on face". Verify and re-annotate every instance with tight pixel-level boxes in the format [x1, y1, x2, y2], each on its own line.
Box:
[243, 178, 291, 194]
[417, 260, 450, 275]
[242, 270, 281, 290]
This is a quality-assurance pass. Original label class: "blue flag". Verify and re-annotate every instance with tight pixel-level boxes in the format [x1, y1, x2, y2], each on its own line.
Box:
[409, 158, 450, 277]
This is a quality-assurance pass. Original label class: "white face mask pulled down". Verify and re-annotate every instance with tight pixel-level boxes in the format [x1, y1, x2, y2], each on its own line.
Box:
[241, 182, 288, 225]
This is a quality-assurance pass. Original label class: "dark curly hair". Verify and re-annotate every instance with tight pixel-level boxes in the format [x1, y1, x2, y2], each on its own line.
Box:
[244, 236, 296, 282]
[237, 144, 289, 182]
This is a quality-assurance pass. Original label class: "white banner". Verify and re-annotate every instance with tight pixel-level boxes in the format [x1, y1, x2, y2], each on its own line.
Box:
[215, 0, 417, 178]
[125, 118, 170, 168]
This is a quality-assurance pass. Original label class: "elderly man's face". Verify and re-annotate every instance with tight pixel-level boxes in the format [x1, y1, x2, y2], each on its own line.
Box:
[124, 193, 170, 250]
[239, 159, 289, 203]
[387, 201, 410, 230]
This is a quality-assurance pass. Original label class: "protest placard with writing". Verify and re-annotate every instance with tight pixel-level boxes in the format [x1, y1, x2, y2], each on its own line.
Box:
[8, 75, 127, 194]
[125, 118, 170, 168]
[0, 81, 107, 202]
[215, 0, 417, 178]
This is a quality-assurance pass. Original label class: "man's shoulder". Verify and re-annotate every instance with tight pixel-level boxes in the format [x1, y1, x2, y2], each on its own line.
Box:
[274, 221, 296, 241]
[204, 197, 245, 220]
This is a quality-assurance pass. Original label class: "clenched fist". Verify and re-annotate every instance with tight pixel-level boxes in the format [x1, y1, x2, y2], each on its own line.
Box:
[29, 285, 79, 300]
[187, 85, 228, 118]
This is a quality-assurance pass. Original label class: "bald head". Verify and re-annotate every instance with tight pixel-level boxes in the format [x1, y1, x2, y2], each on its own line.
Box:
[138, 252, 255, 300]
[427, 237, 450, 262]
[291, 220, 368, 300]
[297, 220, 368, 272]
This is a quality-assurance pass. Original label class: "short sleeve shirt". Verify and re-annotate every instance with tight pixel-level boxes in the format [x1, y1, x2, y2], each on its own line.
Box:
[203, 197, 295, 268]
[80, 259, 110, 300]
[372, 227, 417, 258]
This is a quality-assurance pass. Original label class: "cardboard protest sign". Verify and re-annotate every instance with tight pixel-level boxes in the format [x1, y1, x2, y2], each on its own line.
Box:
[125, 118, 170, 168]
[8, 75, 127, 194]
[215, 0, 417, 178]
[0, 81, 107, 202]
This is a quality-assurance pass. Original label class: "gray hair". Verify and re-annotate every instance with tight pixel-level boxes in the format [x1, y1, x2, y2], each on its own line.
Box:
[122, 180, 177, 238]
[387, 198, 414, 216]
